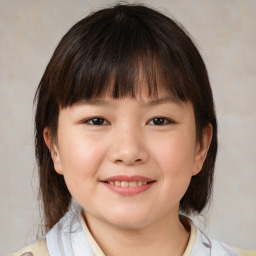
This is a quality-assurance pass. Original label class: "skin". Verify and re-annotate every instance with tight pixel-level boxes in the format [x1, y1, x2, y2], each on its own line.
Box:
[44, 89, 212, 256]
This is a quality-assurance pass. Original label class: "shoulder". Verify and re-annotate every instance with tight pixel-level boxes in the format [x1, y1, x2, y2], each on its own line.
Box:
[191, 223, 255, 256]
[205, 233, 255, 256]
[11, 238, 49, 256]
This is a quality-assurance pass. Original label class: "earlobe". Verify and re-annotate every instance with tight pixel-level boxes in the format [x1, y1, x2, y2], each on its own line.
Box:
[43, 127, 63, 175]
[192, 124, 213, 176]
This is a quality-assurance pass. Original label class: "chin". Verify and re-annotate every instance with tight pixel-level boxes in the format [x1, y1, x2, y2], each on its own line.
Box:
[110, 218, 150, 230]
[103, 208, 152, 230]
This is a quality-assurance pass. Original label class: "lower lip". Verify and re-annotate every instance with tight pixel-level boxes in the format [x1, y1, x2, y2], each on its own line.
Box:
[102, 182, 155, 196]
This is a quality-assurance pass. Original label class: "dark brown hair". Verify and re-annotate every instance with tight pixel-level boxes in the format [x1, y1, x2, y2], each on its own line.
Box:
[35, 3, 218, 232]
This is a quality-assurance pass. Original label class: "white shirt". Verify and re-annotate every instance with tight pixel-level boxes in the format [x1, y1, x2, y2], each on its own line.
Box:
[45, 208, 242, 256]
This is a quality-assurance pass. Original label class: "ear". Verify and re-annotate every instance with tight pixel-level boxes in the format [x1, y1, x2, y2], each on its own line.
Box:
[43, 127, 63, 175]
[192, 124, 213, 176]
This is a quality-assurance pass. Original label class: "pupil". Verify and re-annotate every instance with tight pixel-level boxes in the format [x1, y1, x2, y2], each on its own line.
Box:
[154, 118, 164, 125]
[93, 118, 103, 125]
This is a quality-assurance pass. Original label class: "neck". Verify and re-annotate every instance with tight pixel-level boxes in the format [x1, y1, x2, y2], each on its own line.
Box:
[83, 210, 190, 256]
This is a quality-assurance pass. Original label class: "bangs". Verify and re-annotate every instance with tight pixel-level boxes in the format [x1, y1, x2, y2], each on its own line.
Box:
[49, 5, 198, 108]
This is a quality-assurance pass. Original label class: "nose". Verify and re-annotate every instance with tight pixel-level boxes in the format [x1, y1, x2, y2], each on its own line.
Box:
[107, 128, 149, 166]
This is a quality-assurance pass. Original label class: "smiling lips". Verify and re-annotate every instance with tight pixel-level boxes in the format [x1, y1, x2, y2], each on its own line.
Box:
[101, 175, 155, 196]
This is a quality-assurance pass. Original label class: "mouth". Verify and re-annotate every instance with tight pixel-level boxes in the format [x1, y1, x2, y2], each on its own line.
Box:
[101, 175, 156, 196]
[103, 180, 153, 187]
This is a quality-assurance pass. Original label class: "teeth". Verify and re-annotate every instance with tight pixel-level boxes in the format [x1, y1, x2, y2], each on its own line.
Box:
[107, 181, 149, 187]
[128, 181, 137, 187]
[121, 181, 128, 187]
[115, 181, 121, 186]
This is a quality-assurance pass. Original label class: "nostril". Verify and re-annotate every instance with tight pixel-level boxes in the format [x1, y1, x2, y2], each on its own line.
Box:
[115, 159, 123, 164]
[114, 158, 143, 165]
[108, 146, 149, 165]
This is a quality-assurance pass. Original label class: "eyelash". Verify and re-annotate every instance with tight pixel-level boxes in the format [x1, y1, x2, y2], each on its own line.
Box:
[83, 116, 174, 126]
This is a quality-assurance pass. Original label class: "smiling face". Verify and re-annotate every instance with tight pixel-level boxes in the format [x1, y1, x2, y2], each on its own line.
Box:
[44, 89, 212, 230]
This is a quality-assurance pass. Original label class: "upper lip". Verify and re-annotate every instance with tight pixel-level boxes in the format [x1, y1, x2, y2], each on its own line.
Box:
[101, 175, 155, 182]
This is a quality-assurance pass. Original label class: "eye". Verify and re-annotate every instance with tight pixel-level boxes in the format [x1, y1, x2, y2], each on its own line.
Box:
[147, 117, 174, 125]
[84, 117, 109, 126]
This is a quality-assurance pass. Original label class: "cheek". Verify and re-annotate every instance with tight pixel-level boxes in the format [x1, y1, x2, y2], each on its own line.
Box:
[58, 131, 107, 186]
[150, 132, 195, 196]
[152, 132, 196, 171]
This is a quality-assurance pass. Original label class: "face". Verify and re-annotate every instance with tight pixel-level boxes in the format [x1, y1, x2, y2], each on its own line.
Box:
[44, 89, 211, 230]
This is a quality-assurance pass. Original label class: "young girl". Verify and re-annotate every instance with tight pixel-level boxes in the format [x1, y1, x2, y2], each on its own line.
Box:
[13, 3, 254, 256]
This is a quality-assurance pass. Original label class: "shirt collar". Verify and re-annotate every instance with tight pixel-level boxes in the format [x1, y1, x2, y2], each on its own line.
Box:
[80, 213, 199, 256]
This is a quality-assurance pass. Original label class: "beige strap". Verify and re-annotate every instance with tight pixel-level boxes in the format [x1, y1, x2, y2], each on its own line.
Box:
[11, 238, 49, 256]
[234, 248, 256, 256]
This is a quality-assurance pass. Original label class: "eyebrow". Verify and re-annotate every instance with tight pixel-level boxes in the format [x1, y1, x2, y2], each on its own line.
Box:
[79, 96, 179, 107]
[144, 96, 180, 106]
[80, 99, 110, 106]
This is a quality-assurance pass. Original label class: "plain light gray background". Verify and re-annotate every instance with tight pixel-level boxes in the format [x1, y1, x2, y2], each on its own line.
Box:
[0, 0, 255, 255]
